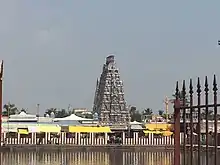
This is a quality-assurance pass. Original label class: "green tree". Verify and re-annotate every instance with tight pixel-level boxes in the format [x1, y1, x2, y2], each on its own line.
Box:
[3, 102, 19, 116]
[142, 108, 153, 117]
[141, 108, 153, 122]
[142, 108, 153, 115]
[130, 106, 137, 115]
[56, 109, 70, 118]
[129, 106, 142, 122]
[158, 110, 164, 116]
[44, 108, 71, 118]
[44, 108, 57, 117]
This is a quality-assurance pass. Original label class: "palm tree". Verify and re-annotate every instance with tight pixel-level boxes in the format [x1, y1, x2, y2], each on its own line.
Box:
[142, 108, 153, 116]
[3, 102, 19, 116]
[141, 108, 153, 122]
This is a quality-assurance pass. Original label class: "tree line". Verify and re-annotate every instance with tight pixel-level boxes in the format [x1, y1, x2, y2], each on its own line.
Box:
[3, 98, 218, 121]
[2, 102, 156, 121]
[3, 102, 27, 116]
[2, 102, 93, 119]
[43, 108, 93, 119]
[2, 92, 180, 119]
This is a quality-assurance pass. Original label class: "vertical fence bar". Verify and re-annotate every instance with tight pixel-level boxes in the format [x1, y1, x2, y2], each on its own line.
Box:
[204, 76, 209, 164]
[0, 61, 3, 147]
[189, 79, 193, 165]
[174, 81, 180, 165]
[213, 75, 218, 165]
[182, 80, 186, 165]
[197, 77, 201, 165]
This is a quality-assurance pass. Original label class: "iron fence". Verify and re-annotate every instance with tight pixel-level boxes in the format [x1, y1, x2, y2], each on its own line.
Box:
[174, 75, 219, 165]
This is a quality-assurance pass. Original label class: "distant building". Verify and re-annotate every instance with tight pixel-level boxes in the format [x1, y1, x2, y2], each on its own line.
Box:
[73, 108, 88, 113]
[180, 109, 198, 123]
[73, 108, 93, 119]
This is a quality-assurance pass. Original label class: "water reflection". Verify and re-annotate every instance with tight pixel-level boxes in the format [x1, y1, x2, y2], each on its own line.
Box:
[0, 151, 218, 165]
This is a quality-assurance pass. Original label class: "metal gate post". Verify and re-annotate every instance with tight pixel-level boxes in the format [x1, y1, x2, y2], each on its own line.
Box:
[174, 82, 181, 165]
[0, 61, 3, 147]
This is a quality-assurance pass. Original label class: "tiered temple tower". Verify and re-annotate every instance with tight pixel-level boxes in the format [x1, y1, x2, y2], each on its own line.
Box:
[93, 55, 130, 125]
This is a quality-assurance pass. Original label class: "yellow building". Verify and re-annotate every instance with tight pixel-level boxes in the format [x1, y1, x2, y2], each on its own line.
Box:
[144, 122, 173, 136]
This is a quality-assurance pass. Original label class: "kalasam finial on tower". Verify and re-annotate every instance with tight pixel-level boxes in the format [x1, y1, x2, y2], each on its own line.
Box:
[106, 55, 115, 65]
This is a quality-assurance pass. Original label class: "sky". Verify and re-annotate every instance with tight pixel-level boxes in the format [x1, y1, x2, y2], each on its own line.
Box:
[1, 0, 220, 115]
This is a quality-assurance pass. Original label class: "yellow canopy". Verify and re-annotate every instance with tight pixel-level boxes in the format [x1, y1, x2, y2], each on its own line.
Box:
[69, 126, 111, 133]
[18, 129, 29, 135]
[162, 131, 173, 136]
[39, 126, 61, 133]
[145, 123, 170, 131]
[144, 130, 173, 136]
[143, 130, 162, 134]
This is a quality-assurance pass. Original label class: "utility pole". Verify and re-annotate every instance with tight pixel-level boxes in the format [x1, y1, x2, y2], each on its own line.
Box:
[164, 97, 169, 122]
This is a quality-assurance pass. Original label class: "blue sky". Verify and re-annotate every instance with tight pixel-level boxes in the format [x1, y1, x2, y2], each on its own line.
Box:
[1, 1, 220, 115]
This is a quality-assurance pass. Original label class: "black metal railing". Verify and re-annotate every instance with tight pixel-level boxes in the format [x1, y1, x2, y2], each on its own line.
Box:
[174, 75, 219, 165]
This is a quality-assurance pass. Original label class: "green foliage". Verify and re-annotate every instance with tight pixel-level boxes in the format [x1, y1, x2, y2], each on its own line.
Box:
[57, 109, 71, 118]
[141, 108, 153, 121]
[130, 106, 142, 122]
[158, 110, 164, 116]
[44, 108, 71, 118]
[130, 107, 154, 122]
[142, 108, 153, 116]
[3, 102, 19, 116]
